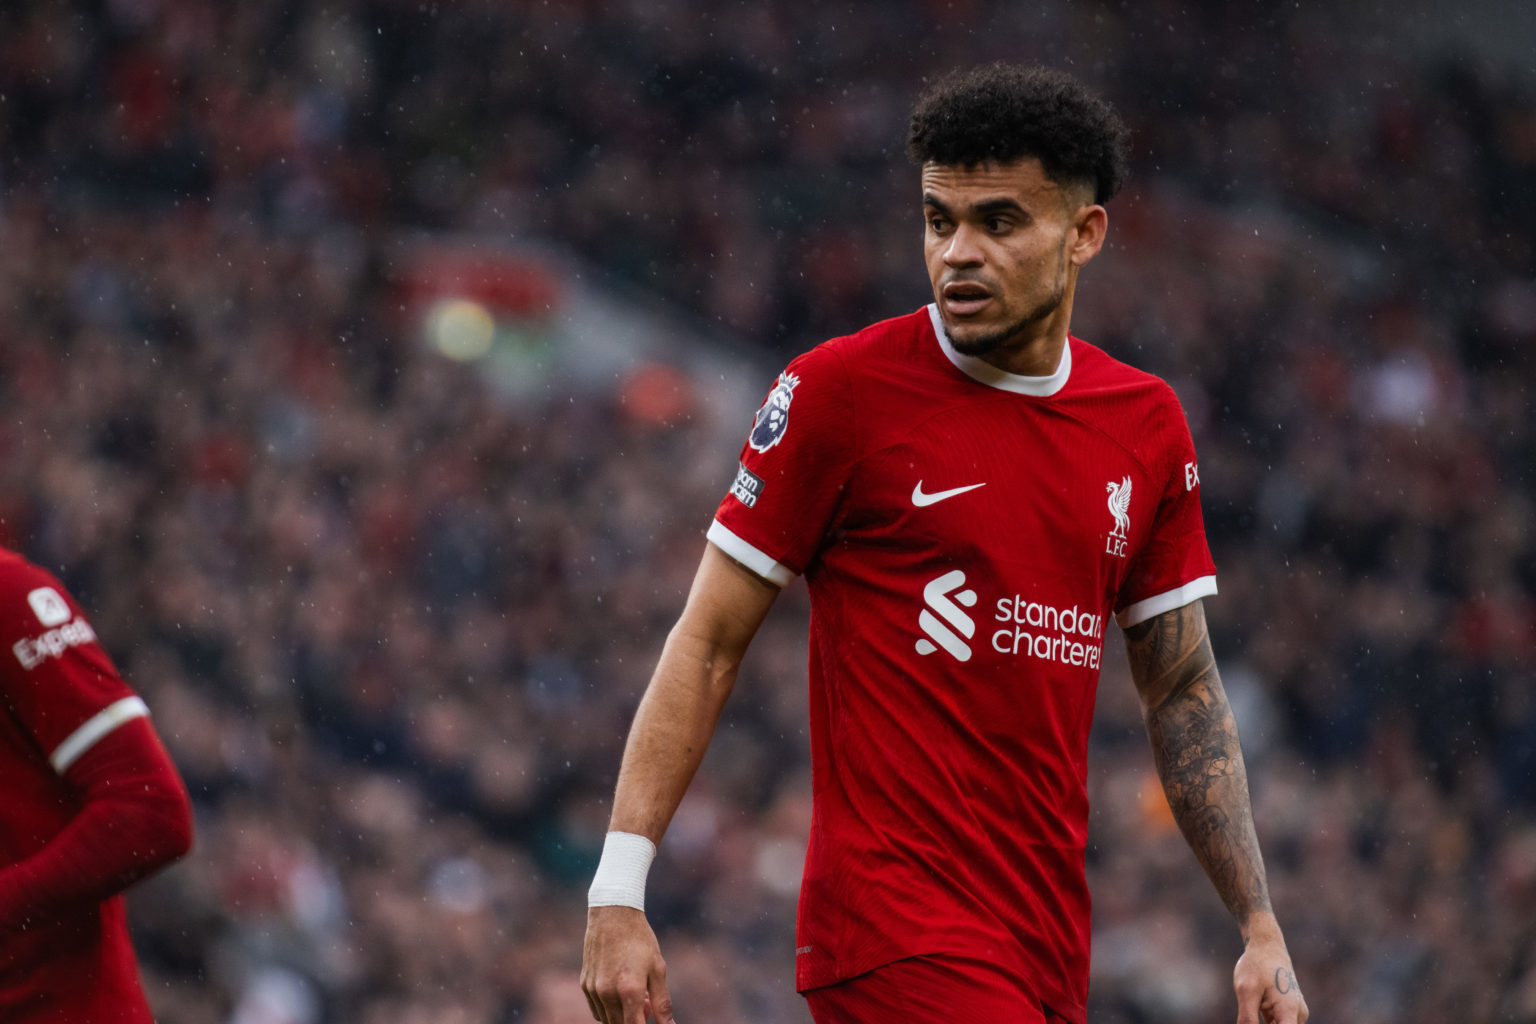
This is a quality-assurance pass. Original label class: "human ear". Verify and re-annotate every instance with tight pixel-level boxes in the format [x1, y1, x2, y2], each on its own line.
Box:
[1069, 205, 1108, 266]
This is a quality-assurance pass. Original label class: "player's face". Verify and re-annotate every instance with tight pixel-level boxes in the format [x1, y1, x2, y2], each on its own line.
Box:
[922, 159, 1105, 370]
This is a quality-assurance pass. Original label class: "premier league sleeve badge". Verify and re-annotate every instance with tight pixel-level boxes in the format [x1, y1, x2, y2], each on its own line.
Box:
[748, 371, 800, 453]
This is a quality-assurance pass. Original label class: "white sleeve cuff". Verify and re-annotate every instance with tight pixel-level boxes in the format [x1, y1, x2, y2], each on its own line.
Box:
[706, 520, 795, 587]
[49, 696, 150, 773]
[1116, 575, 1218, 629]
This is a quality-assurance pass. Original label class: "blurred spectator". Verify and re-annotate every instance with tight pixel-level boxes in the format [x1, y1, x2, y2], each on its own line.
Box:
[0, 1, 1532, 1022]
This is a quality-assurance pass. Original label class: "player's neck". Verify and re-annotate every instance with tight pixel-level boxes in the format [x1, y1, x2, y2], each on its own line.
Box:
[976, 287, 1077, 378]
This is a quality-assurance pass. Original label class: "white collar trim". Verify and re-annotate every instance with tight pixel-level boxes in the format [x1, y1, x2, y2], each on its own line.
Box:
[927, 303, 1071, 397]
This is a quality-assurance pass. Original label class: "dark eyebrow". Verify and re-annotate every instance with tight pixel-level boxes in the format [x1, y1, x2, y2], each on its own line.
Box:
[973, 198, 1027, 216]
[921, 194, 1027, 218]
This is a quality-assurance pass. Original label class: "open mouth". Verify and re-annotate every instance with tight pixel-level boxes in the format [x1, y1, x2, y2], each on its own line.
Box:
[942, 281, 992, 316]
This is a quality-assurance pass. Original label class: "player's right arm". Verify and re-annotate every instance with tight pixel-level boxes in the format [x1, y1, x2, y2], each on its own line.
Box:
[585, 344, 851, 1023]
[581, 541, 779, 1024]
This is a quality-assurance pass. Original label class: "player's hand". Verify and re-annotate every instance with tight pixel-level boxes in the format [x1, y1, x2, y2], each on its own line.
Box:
[1232, 918, 1307, 1024]
[581, 905, 676, 1024]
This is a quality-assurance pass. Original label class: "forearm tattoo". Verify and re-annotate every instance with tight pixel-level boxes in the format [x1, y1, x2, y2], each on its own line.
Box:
[1123, 603, 1272, 926]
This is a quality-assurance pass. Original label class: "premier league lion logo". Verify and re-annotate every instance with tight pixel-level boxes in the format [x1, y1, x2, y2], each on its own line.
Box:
[748, 371, 800, 453]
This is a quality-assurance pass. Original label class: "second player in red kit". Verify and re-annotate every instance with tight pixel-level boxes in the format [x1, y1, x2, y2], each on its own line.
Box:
[0, 548, 193, 1022]
[583, 64, 1308, 1024]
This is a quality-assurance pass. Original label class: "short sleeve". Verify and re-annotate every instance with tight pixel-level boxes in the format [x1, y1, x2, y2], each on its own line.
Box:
[0, 559, 144, 774]
[1114, 391, 1218, 627]
[709, 344, 857, 586]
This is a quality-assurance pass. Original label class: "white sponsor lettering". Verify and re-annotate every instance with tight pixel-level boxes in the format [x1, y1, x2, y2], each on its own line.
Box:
[991, 596, 1105, 669]
[914, 573, 1106, 670]
[1185, 461, 1200, 491]
[13, 617, 98, 670]
[992, 596, 1104, 637]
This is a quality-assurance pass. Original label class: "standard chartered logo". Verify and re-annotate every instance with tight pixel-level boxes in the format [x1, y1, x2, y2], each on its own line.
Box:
[992, 594, 1105, 669]
[915, 569, 978, 662]
[914, 569, 1107, 669]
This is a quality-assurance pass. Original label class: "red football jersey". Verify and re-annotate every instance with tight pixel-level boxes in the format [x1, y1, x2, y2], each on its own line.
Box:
[0, 551, 156, 1023]
[710, 305, 1216, 1023]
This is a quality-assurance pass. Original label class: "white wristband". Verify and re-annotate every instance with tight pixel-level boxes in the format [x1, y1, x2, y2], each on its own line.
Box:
[587, 831, 657, 911]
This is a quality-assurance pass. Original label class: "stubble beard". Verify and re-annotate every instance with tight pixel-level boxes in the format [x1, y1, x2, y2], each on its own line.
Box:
[942, 240, 1072, 358]
[944, 278, 1067, 357]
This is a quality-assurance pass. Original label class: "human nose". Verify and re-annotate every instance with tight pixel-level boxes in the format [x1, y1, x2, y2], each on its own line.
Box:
[942, 223, 984, 267]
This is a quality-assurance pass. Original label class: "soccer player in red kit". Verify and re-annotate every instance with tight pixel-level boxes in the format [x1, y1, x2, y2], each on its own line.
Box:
[0, 546, 194, 1022]
[583, 64, 1308, 1024]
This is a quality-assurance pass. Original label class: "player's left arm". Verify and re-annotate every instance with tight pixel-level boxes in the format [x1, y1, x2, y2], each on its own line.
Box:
[1123, 598, 1308, 1024]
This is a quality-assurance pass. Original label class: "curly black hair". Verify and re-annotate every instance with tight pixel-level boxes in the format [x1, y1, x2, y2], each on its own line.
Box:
[907, 63, 1129, 205]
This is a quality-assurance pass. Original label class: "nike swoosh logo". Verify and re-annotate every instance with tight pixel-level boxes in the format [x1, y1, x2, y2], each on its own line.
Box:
[911, 480, 987, 506]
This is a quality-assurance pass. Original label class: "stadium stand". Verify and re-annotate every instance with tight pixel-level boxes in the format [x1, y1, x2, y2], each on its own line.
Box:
[0, 1, 1532, 1021]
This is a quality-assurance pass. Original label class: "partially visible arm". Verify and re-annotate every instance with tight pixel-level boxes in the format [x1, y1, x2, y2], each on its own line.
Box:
[606, 543, 779, 840]
[0, 715, 194, 929]
[1123, 599, 1308, 1024]
[582, 542, 780, 1024]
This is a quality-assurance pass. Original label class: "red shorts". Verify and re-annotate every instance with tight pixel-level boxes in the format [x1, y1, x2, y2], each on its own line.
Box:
[802, 955, 1072, 1024]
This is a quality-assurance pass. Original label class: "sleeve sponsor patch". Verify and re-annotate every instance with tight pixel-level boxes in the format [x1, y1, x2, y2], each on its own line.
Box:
[748, 371, 800, 453]
[27, 586, 72, 626]
[14, 616, 97, 670]
[729, 463, 765, 507]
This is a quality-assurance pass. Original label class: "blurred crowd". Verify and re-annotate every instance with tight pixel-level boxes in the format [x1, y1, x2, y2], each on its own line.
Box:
[1, 1, 1534, 1022]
